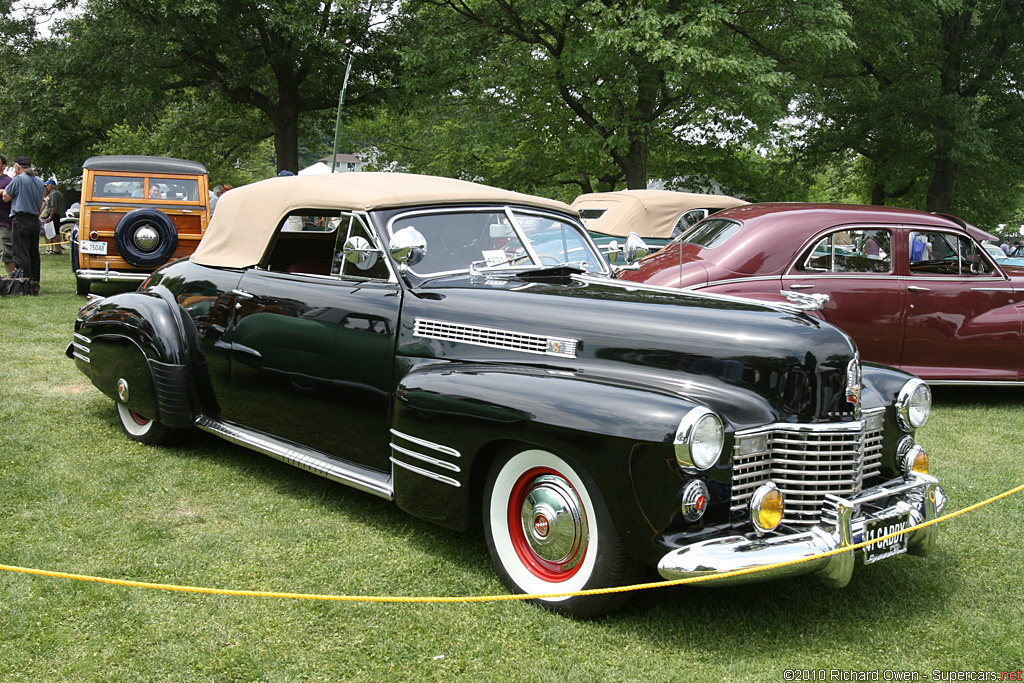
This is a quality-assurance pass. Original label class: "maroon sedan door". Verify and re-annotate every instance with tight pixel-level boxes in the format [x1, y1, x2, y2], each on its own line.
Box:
[900, 229, 1021, 382]
[782, 227, 906, 368]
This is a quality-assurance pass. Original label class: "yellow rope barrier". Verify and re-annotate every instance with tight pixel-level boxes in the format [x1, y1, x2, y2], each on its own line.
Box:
[2, 483, 1021, 604]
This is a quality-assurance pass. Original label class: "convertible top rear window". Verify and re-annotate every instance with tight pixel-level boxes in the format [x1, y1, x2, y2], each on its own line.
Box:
[677, 218, 741, 249]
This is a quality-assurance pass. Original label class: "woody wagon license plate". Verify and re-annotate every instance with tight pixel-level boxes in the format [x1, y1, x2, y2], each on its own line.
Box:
[863, 511, 910, 564]
[80, 240, 107, 255]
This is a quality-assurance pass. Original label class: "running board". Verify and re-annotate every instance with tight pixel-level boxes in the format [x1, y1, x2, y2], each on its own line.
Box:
[194, 415, 393, 500]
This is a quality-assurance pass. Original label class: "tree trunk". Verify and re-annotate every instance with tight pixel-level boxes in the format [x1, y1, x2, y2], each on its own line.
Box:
[617, 136, 648, 190]
[925, 142, 957, 213]
[871, 183, 886, 205]
[272, 106, 301, 175]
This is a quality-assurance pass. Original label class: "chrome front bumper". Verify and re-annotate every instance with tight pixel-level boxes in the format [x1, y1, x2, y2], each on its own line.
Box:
[657, 473, 946, 587]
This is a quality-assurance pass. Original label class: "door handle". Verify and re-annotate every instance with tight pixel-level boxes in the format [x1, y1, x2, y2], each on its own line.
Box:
[230, 289, 255, 309]
[907, 286, 931, 292]
[789, 284, 815, 289]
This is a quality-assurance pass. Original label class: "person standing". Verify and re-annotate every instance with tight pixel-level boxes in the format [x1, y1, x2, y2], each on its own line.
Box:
[41, 179, 65, 255]
[1, 156, 45, 283]
[0, 155, 14, 275]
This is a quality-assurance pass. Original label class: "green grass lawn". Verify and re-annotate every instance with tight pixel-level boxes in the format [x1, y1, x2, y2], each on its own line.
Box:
[1, 253, 1022, 682]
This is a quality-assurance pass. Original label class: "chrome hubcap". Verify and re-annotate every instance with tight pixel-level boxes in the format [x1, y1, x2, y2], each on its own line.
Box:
[133, 225, 160, 251]
[520, 474, 587, 569]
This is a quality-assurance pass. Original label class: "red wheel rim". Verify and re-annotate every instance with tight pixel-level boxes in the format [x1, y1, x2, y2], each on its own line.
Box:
[507, 466, 589, 583]
[128, 410, 151, 427]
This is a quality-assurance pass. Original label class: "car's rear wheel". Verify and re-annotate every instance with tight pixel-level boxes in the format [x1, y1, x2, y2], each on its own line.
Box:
[115, 402, 173, 445]
[483, 448, 642, 618]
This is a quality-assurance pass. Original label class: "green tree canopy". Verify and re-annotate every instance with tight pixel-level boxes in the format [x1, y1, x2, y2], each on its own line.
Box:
[796, 0, 1024, 225]
[381, 0, 855, 193]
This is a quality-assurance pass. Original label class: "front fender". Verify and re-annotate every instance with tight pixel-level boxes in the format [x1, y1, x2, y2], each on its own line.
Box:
[390, 360, 704, 560]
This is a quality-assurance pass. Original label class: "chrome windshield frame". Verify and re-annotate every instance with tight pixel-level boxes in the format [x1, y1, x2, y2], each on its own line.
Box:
[385, 205, 610, 279]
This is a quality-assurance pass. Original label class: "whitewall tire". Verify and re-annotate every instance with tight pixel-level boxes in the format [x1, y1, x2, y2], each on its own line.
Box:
[483, 448, 641, 617]
[116, 402, 172, 445]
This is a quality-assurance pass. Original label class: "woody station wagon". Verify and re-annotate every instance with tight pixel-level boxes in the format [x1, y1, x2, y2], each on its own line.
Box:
[69, 173, 945, 616]
[72, 155, 210, 296]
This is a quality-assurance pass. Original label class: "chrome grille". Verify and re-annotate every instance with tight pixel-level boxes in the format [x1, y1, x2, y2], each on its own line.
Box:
[732, 411, 885, 526]
[414, 318, 577, 358]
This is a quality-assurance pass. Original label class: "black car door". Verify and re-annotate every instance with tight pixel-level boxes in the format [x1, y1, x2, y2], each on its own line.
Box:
[219, 211, 401, 471]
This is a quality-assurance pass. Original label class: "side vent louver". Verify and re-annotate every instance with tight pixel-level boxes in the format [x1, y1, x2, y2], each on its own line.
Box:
[414, 318, 578, 358]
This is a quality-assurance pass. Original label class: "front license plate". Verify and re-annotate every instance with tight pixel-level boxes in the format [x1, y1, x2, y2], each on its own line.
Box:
[863, 511, 910, 564]
[80, 240, 107, 255]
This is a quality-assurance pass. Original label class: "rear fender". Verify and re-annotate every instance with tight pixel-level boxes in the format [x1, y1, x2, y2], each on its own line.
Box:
[74, 287, 200, 428]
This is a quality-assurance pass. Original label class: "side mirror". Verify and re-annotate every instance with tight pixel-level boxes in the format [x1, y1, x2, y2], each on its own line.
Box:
[389, 226, 427, 268]
[623, 232, 650, 264]
[604, 239, 621, 263]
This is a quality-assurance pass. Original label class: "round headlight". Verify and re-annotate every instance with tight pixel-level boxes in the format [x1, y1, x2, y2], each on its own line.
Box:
[674, 407, 725, 471]
[897, 378, 931, 431]
[750, 482, 784, 534]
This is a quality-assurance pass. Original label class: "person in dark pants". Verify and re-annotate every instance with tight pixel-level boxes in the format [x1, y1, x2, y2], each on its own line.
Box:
[0, 155, 14, 276]
[1, 156, 45, 284]
[42, 179, 65, 255]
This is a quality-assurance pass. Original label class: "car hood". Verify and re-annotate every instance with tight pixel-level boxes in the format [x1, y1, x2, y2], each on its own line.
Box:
[399, 273, 861, 428]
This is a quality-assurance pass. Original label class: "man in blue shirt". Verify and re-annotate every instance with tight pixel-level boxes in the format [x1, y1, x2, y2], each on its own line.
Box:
[1, 156, 45, 284]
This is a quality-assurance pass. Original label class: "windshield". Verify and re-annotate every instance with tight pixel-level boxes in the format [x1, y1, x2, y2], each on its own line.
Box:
[390, 208, 607, 276]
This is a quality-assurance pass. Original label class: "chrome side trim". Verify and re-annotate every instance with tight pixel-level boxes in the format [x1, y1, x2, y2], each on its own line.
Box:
[194, 416, 393, 500]
[71, 333, 91, 363]
[925, 379, 1024, 386]
[390, 458, 462, 488]
[389, 429, 461, 458]
[390, 444, 460, 473]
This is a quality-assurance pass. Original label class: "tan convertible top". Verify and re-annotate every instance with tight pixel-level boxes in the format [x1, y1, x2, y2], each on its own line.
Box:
[191, 172, 574, 269]
[571, 189, 748, 239]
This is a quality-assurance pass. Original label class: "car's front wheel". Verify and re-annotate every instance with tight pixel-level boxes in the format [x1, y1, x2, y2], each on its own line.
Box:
[483, 448, 642, 618]
[115, 403, 173, 445]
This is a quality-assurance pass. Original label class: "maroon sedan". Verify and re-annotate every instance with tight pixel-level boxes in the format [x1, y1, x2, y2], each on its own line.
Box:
[620, 203, 1021, 384]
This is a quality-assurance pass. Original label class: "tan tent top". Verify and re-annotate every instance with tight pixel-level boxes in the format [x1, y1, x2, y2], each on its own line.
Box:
[191, 172, 574, 269]
[571, 190, 748, 239]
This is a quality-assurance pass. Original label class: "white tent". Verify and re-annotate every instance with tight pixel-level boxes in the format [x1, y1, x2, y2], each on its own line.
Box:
[298, 162, 332, 175]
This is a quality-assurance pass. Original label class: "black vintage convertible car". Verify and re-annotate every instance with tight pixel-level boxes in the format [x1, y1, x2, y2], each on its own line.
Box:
[69, 173, 945, 616]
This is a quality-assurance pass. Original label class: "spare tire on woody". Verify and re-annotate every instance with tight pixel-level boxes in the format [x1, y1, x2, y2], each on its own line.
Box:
[114, 208, 178, 267]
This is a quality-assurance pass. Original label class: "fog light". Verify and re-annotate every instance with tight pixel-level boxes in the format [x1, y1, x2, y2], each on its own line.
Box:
[903, 445, 929, 476]
[750, 482, 784, 534]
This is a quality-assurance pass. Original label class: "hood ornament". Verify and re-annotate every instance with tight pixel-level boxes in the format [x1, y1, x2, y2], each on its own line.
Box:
[782, 290, 830, 311]
[846, 354, 862, 411]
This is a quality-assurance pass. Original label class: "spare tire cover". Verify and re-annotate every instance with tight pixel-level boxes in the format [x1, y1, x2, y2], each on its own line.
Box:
[114, 208, 178, 267]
